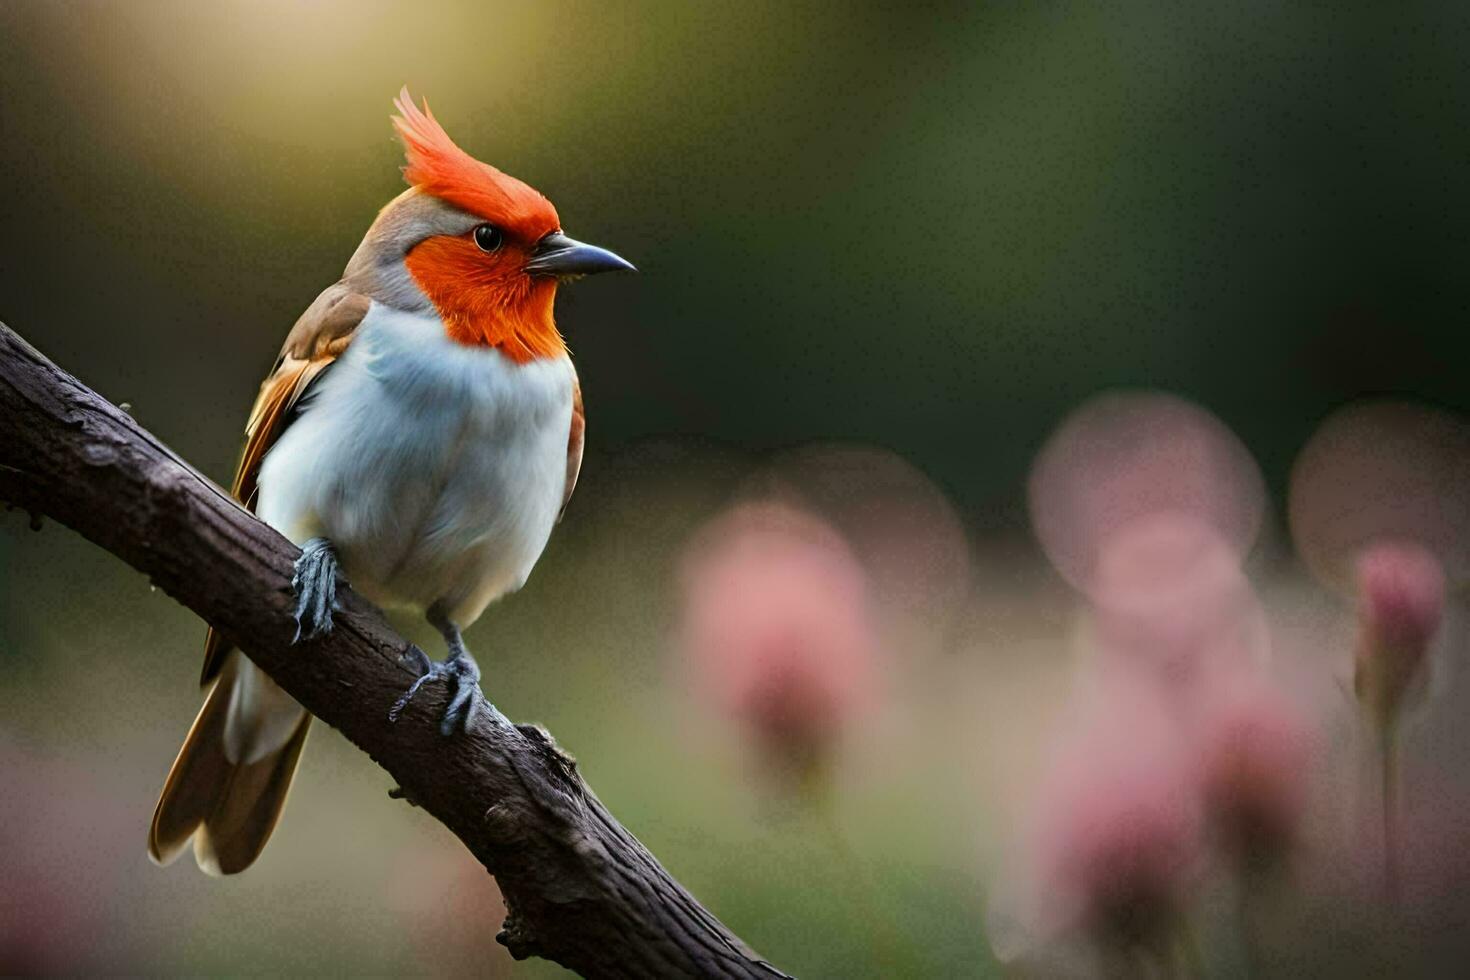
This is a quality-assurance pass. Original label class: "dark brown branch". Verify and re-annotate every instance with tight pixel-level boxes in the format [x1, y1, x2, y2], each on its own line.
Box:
[0, 321, 790, 980]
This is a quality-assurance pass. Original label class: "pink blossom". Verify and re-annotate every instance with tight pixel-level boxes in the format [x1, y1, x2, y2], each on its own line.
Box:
[1353, 540, 1446, 727]
[1023, 685, 1204, 957]
[1194, 682, 1314, 872]
[676, 502, 879, 767]
[1356, 541, 1446, 658]
[1044, 767, 1199, 949]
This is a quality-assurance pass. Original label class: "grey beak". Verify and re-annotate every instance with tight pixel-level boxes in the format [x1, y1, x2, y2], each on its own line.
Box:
[526, 231, 636, 278]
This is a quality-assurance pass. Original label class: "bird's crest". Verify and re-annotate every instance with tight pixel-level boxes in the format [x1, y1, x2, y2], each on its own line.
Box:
[391, 87, 558, 235]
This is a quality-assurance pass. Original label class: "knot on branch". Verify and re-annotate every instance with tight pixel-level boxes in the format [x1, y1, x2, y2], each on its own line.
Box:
[516, 722, 581, 790]
[496, 905, 543, 961]
[79, 439, 120, 468]
[387, 785, 420, 807]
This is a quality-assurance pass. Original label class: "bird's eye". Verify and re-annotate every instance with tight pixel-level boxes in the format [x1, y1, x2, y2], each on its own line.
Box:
[472, 224, 503, 253]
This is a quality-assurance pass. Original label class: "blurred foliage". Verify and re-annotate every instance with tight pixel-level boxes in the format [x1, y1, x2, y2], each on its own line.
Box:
[2, 1, 1468, 976]
[2, 1, 1466, 519]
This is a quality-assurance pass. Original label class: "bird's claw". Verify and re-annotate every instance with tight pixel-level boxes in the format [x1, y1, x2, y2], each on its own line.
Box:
[291, 537, 341, 643]
[389, 647, 482, 736]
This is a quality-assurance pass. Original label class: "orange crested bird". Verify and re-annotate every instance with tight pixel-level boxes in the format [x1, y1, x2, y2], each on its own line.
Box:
[148, 88, 633, 875]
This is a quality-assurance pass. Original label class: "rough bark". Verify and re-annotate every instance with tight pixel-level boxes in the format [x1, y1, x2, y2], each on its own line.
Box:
[0, 321, 791, 980]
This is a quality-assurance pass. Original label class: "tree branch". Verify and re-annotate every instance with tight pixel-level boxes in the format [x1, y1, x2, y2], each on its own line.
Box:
[0, 321, 791, 979]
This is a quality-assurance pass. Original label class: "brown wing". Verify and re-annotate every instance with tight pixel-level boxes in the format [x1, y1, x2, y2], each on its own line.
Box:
[559, 376, 585, 522]
[200, 284, 370, 684]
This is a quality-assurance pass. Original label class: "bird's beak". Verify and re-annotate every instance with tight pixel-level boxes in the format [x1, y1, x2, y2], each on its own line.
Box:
[526, 231, 636, 278]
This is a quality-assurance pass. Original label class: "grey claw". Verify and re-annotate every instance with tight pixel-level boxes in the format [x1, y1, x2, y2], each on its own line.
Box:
[441, 658, 480, 736]
[388, 659, 435, 724]
[388, 649, 481, 735]
[291, 537, 340, 643]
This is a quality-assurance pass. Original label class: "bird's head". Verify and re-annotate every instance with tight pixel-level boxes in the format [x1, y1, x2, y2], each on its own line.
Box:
[344, 88, 634, 362]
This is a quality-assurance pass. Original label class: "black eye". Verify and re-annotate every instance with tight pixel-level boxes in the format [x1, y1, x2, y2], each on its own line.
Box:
[473, 224, 503, 253]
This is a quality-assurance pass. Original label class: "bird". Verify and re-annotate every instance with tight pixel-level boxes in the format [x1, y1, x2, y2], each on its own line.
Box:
[148, 88, 634, 875]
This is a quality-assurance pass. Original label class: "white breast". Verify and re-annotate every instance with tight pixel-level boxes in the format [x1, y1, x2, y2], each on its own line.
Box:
[255, 304, 576, 626]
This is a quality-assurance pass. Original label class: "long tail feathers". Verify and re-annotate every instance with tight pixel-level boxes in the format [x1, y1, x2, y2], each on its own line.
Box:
[149, 657, 311, 875]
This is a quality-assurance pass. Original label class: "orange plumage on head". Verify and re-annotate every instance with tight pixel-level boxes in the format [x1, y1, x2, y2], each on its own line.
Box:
[393, 87, 565, 361]
[392, 87, 559, 238]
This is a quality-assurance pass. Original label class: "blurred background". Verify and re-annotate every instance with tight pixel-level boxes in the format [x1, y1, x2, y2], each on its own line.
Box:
[2, 1, 1468, 976]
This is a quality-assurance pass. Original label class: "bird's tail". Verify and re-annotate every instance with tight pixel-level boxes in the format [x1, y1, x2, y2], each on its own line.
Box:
[149, 654, 311, 875]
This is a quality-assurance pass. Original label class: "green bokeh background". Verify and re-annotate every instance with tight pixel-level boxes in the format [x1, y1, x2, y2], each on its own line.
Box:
[2, 2, 1467, 976]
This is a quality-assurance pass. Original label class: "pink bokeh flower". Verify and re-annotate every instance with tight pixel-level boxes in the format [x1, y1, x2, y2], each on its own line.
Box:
[1353, 540, 1446, 730]
[1194, 682, 1315, 873]
[1042, 756, 1201, 953]
[676, 502, 880, 773]
[1004, 683, 1204, 966]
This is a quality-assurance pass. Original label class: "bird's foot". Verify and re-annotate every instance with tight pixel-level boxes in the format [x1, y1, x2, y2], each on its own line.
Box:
[291, 536, 341, 643]
[388, 645, 482, 736]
